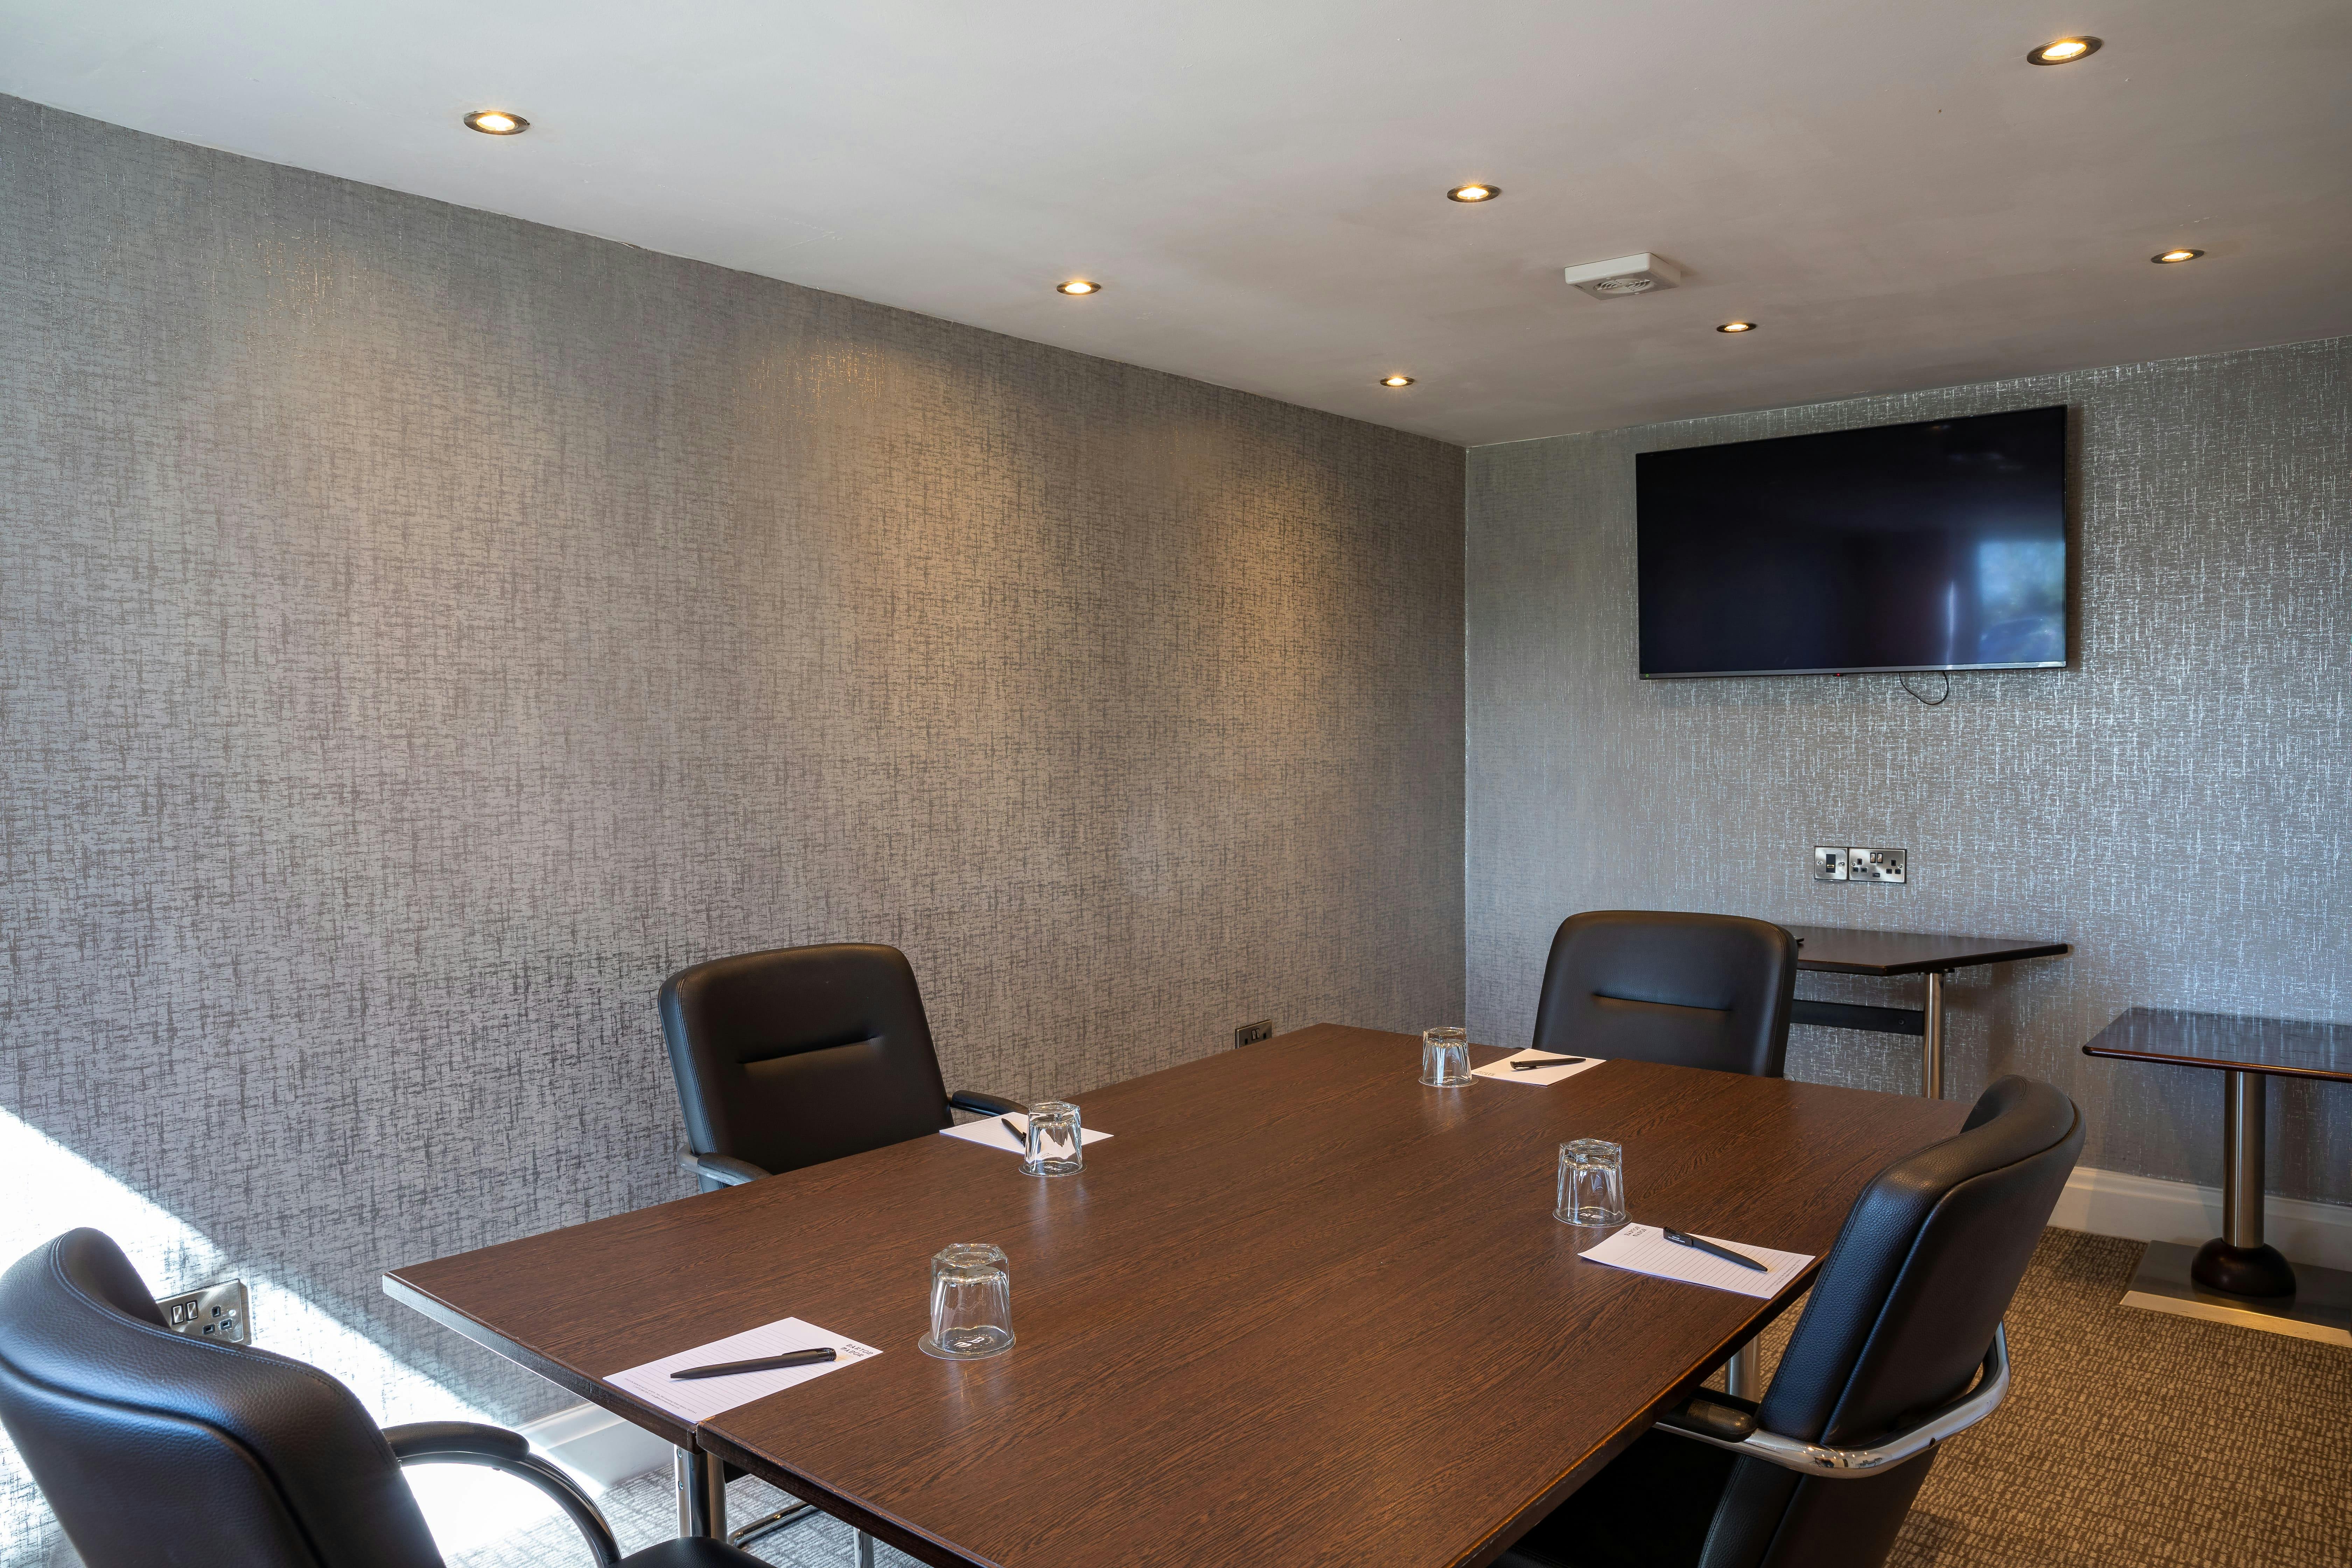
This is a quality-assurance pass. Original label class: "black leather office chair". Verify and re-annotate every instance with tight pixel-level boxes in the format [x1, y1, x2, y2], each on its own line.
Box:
[1494, 1073, 2084, 1568]
[1531, 911, 1799, 1078]
[659, 943, 1019, 1550]
[0, 1228, 756, 1568]
[660, 942, 1020, 1192]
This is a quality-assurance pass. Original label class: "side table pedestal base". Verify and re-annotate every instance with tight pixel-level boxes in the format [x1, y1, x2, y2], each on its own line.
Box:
[2121, 1241, 2352, 1348]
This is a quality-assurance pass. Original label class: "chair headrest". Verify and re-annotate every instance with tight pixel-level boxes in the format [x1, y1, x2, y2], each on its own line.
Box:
[0, 1230, 443, 1568]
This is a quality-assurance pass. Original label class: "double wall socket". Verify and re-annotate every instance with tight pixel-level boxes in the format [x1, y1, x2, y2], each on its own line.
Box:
[158, 1279, 251, 1344]
[1815, 847, 1907, 884]
[1234, 1018, 1274, 1049]
[1850, 848, 1907, 883]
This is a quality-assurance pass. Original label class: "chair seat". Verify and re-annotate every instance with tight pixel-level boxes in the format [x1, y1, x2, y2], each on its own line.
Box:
[622, 1537, 774, 1568]
[1496, 1429, 1738, 1568]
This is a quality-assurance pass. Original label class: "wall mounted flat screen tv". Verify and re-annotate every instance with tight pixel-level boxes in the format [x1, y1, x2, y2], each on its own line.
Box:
[1636, 405, 2068, 678]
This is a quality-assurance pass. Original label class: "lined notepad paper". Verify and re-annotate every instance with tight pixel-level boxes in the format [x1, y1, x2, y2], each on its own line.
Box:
[607, 1317, 881, 1423]
[1578, 1224, 1813, 1300]
[1472, 1048, 1607, 1086]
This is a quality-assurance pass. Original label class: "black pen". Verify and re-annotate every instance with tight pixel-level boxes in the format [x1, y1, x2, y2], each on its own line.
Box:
[670, 1348, 837, 1380]
[1001, 1116, 1026, 1144]
[1662, 1228, 1769, 1272]
[1512, 1056, 1586, 1071]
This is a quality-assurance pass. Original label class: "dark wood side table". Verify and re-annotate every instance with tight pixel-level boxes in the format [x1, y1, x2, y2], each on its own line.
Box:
[2082, 1008, 2352, 1343]
[1784, 926, 2071, 1099]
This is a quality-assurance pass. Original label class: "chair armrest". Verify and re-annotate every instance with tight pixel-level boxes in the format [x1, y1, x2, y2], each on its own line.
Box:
[1658, 1323, 2010, 1479]
[948, 1090, 1026, 1117]
[678, 1150, 771, 1186]
[384, 1421, 621, 1565]
[1654, 1393, 1758, 1442]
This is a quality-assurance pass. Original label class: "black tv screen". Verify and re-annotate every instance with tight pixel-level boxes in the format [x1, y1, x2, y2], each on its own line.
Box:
[1636, 406, 2068, 678]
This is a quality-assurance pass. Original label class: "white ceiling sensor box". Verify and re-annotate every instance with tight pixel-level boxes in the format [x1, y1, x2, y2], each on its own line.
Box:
[1562, 253, 1683, 298]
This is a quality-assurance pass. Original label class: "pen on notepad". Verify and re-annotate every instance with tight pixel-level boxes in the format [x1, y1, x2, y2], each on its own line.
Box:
[1662, 1228, 1769, 1272]
[1512, 1056, 1586, 1071]
[669, 1348, 837, 1380]
[1000, 1116, 1026, 1144]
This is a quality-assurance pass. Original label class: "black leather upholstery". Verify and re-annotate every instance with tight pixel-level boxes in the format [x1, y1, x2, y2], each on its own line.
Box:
[1498, 1075, 2084, 1568]
[660, 943, 975, 1180]
[0, 1229, 768, 1568]
[0, 1227, 443, 1568]
[1531, 911, 1799, 1077]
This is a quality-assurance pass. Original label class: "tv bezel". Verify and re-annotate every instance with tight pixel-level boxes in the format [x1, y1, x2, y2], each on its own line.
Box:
[1633, 404, 2071, 681]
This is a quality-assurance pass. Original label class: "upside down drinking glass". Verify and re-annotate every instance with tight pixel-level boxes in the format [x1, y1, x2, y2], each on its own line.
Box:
[1556, 1139, 1626, 1227]
[1022, 1100, 1084, 1177]
[1420, 1026, 1473, 1087]
[921, 1243, 1014, 1360]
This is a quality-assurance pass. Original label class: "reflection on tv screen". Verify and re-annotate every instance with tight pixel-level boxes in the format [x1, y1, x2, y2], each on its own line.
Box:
[1636, 406, 2068, 677]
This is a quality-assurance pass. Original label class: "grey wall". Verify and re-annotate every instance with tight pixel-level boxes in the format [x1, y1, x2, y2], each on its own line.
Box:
[1468, 337, 2348, 1203]
[0, 95, 1463, 1556]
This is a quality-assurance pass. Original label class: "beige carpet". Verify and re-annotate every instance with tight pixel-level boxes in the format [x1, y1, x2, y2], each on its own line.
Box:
[1728, 1229, 2352, 1568]
[450, 1229, 2352, 1568]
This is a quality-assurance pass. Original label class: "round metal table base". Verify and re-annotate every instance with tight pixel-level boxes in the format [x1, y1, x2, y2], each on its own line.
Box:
[2191, 1238, 2297, 1299]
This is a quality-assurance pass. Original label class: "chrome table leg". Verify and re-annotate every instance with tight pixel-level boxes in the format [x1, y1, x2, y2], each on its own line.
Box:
[2191, 1070, 2295, 1297]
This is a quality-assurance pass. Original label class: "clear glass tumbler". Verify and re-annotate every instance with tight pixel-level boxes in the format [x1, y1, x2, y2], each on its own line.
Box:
[1022, 1101, 1084, 1177]
[1420, 1026, 1473, 1087]
[1556, 1139, 1626, 1227]
[921, 1242, 1014, 1360]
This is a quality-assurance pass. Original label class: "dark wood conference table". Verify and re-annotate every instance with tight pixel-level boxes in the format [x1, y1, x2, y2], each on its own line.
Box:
[385, 1026, 1962, 1568]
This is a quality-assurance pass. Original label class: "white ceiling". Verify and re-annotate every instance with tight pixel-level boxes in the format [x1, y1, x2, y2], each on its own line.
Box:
[4, 0, 2347, 445]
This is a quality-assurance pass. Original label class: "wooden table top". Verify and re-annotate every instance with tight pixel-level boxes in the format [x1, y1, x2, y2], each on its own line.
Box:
[1783, 924, 2070, 976]
[2081, 1007, 2352, 1083]
[385, 1025, 1963, 1568]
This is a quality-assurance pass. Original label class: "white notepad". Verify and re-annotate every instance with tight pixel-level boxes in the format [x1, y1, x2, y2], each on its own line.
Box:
[1472, 1048, 1607, 1086]
[606, 1317, 881, 1424]
[1578, 1223, 1814, 1300]
[939, 1112, 1113, 1153]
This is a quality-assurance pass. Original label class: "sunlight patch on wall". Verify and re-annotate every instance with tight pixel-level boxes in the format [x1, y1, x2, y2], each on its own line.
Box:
[1, 1111, 576, 1560]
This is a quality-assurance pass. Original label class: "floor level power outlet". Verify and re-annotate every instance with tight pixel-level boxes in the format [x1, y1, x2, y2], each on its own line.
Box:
[158, 1279, 251, 1344]
[1234, 1019, 1274, 1049]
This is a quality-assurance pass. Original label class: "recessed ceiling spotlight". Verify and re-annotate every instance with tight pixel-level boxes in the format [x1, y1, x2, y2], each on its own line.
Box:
[1055, 279, 1102, 295]
[1380, 374, 1416, 387]
[2026, 36, 2101, 65]
[2150, 247, 2204, 264]
[1716, 321, 1757, 333]
[463, 110, 529, 135]
[1447, 184, 1501, 203]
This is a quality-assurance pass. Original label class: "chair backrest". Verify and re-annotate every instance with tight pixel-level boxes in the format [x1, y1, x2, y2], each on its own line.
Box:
[1530, 911, 1799, 1076]
[1698, 1075, 2085, 1568]
[659, 942, 955, 1177]
[0, 1229, 443, 1568]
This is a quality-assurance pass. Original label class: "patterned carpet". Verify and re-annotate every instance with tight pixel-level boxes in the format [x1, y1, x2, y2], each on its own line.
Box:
[442, 1230, 2352, 1568]
[1877, 1230, 2350, 1568]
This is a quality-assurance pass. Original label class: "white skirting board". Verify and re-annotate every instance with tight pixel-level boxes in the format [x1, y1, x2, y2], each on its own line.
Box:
[513, 1166, 2352, 1489]
[2050, 1166, 2352, 1274]
[518, 1401, 674, 1488]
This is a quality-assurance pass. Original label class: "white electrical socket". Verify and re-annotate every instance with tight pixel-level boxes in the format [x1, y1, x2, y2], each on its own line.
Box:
[1813, 847, 1850, 882]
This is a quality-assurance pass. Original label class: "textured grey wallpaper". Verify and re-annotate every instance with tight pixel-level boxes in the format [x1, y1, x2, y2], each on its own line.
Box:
[0, 95, 1463, 1556]
[1468, 336, 2348, 1206]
